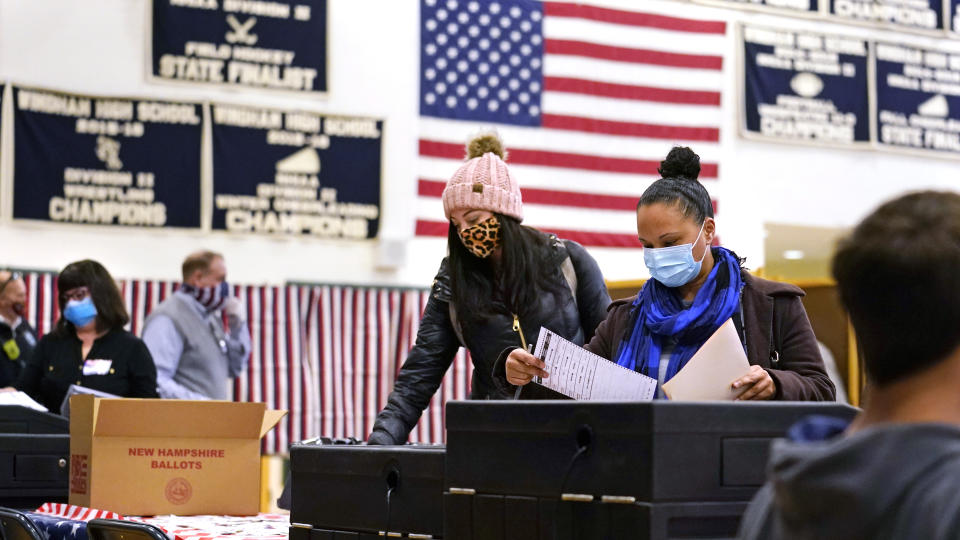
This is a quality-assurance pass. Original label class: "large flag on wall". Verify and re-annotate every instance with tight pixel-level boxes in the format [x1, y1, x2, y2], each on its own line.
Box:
[416, 0, 726, 248]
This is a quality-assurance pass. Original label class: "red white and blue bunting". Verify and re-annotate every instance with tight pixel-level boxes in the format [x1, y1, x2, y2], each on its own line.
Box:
[20, 272, 471, 452]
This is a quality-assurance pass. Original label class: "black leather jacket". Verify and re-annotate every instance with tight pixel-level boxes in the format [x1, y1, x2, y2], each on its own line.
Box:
[0, 319, 37, 388]
[368, 234, 611, 444]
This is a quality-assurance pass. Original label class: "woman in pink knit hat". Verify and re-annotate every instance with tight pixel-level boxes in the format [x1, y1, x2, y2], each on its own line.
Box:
[368, 134, 611, 445]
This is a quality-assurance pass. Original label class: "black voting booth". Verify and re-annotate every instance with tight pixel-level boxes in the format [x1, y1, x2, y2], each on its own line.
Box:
[289, 401, 857, 539]
[0, 405, 70, 508]
[289, 443, 445, 539]
[444, 401, 857, 540]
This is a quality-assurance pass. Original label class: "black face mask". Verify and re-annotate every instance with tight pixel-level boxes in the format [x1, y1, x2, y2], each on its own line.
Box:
[0, 300, 23, 318]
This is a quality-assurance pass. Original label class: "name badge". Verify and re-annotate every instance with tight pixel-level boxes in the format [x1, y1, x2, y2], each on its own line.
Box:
[2, 339, 19, 361]
[82, 359, 113, 376]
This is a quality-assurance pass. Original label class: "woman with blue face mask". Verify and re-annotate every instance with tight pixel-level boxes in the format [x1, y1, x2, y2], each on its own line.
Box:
[506, 147, 836, 401]
[7, 260, 158, 412]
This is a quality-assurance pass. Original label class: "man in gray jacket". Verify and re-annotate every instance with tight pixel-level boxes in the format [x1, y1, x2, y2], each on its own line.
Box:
[739, 191, 960, 540]
[142, 251, 251, 400]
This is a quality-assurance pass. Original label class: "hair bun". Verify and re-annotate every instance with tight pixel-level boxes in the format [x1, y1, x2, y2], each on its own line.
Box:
[466, 133, 506, 160]
[658, 146, 700, 181]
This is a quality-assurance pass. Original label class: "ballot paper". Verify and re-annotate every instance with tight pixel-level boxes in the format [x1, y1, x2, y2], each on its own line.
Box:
[0, 390, 48, 412]
[533, 327, 657, 401]
[661, 318, 752, 401]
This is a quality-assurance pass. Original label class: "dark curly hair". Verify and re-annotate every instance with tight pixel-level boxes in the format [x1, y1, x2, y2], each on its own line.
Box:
[637, 146, 713, 224]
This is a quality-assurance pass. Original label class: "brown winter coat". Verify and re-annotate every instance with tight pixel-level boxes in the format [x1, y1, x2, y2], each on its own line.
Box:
[584, 273, 835, 401]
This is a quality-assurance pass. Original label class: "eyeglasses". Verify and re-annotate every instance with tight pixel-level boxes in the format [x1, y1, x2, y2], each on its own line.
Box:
[61, 287, 91, 302]
[0, 271, 22, 294]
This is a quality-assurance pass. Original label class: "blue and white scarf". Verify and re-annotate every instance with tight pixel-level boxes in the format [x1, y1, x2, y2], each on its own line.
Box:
[615, 247, 744, 392]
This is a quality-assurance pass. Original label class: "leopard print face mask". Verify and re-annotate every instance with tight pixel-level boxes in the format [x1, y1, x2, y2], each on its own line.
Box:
[459, 216, 502, 259]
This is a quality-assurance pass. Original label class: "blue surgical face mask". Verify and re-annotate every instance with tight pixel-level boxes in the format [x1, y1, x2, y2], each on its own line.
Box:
[64, 297, 98, 327]
[643, 221, 707, 288]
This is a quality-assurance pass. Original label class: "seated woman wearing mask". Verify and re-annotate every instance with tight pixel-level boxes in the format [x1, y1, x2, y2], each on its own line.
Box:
[12, 260, 158, 411]
[367, 134, 611, 444]
[506, 147, 835, 401]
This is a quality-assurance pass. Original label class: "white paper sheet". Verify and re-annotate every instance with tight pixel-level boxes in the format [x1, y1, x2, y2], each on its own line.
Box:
[0, 391, 48, 412]
[533, 327, 657, 401]
[661, 318, 752, 401]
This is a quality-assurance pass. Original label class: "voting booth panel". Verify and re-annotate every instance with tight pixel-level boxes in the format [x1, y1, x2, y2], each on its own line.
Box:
[0, 406, 70, 509]
[445, 401, 856, 501]
[443, 401, 858, 540]
[289, 525, 382, 540]
[443, 497, 749, 540]
[286, 401, 857, 539]
[289, 444, 445, 538]
[0, 406, 68, 435]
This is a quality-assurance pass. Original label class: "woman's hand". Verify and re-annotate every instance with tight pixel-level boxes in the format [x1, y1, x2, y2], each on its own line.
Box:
[731, 365, 776, 401]
[0, 387, 16, 393]
[505, 348, 549, 386]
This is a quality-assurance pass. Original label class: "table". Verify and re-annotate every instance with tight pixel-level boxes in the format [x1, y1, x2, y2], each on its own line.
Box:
[26, 503, 289, 540]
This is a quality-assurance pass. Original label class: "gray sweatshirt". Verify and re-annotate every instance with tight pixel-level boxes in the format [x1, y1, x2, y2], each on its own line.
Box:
[739, 422, 960, 540]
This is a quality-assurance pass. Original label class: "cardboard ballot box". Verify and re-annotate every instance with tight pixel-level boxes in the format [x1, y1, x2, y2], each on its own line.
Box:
[68, 395, 286, 516]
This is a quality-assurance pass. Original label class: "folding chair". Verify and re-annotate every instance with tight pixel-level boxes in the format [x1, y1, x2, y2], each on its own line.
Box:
[0, 507, 43, 540]
[86, 519, 169, 540]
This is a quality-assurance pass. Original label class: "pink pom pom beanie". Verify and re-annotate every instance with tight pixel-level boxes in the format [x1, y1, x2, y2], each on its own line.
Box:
[441, 151, 524, 222]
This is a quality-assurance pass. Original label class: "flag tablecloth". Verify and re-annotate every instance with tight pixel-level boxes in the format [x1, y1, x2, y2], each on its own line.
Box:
[30, 504, 289, 540]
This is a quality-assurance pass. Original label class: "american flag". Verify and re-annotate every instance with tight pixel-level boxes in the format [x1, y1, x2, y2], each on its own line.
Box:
[35, 503, 123, 522]
[416, 0, 726, 248]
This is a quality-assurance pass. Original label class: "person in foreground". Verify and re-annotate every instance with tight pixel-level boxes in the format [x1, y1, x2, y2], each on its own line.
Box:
[506, 147, 835, 400]
[738, 191, 960, 540]
[367, 134, 611, 445]
[13, 260, 158, 411]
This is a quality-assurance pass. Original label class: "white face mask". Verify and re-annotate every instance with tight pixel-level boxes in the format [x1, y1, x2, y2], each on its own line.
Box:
[642, 221, 707, 288]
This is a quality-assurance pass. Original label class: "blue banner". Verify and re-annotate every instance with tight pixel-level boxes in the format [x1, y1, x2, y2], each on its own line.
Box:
[702, 0, 818, 12]
[152, 0, 327, 93]
[829, 0, 943, 32]
[0, 85, 4, 173]
[12, 87, 202, 228]
[742, 26, 869, 145]
[951, 0, 960, 32]
[875, 43, 960, 155]
[211, 105, 382, 238]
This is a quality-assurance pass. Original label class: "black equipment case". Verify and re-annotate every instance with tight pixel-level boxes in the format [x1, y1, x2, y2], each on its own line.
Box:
[289, 443, 445, 539]
[0, 405, 70, 508]
[443, 401, 858, 540]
